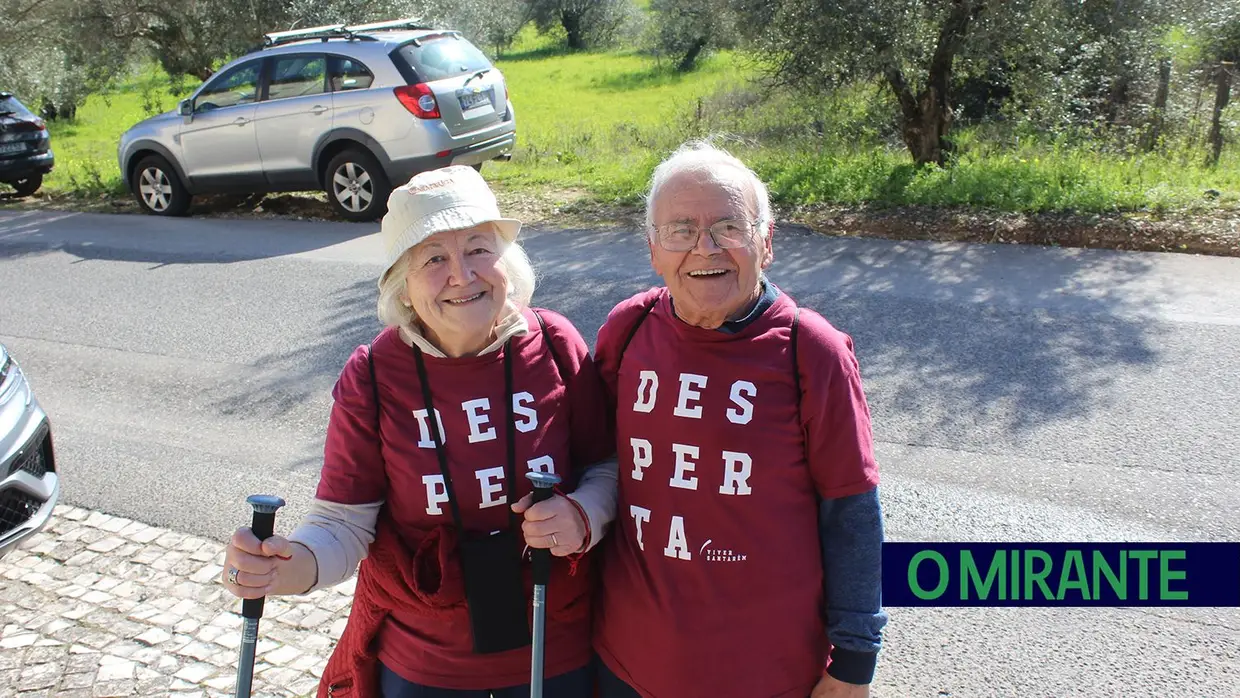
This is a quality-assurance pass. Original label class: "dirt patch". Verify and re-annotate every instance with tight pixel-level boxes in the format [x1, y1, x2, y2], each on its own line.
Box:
[4, 186, 1238, 257]
[785, 204, 1240, 257]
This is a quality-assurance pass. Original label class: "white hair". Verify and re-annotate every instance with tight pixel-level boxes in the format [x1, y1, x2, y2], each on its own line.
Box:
[376, 226, 537, 332]
[644, 138, 773, 238]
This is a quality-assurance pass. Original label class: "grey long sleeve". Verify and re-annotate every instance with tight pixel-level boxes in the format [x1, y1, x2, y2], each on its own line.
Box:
[820, 486, 888, 684]
[287, 458, 619, 592]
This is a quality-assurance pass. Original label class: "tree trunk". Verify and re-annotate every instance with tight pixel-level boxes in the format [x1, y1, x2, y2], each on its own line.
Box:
[1207, 64, 1232, 167]
[887, 67, 951, 167]
[562, 10, 584, 50]
[883, 0, 983, 167]
[1103, 76, 1130, 127]
[677, 38, 708, 72]
[1141, 57, 1172, 152]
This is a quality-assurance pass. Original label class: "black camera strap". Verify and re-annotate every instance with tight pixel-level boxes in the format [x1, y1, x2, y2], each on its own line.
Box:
[412, 339, 519, 532]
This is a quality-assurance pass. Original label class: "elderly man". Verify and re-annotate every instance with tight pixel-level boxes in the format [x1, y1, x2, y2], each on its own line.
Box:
[589, 141, 887, 698]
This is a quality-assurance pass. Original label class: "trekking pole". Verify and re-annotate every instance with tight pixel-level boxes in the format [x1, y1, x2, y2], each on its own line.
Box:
[526, 471, 561, 698]
[234, 494, 286, 698]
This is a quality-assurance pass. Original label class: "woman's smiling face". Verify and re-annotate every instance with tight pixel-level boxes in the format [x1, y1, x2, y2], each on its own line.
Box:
[403, 223, 509, 352]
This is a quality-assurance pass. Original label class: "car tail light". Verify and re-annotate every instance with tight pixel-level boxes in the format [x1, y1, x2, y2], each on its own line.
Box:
[8, 119, 42, 133]
[394, 84, 440, 119]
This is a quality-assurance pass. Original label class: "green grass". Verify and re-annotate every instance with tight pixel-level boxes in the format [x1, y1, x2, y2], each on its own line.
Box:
[35, 65, 190, 199]
[485, 29, 749, 202]
[747, 138, 1240, 214]
[21, 26, 1240, 216]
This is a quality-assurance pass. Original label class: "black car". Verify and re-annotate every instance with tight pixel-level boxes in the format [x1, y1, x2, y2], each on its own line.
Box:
[0, 92, 54, 197]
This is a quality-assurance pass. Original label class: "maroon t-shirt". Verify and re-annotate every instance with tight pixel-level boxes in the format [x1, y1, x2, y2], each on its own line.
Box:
[592, 287, 880, 698]
[316, 308, 613, 689]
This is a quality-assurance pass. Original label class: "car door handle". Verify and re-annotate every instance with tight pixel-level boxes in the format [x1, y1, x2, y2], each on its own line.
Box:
[310, 105, 329, 115]
[233, 117, 249, 126]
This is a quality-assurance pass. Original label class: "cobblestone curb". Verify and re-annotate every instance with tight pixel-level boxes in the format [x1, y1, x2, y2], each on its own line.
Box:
[0, 505, 353, 697]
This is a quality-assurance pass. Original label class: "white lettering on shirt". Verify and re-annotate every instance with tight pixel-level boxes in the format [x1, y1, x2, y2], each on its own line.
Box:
[527, 455, 555, 474]
[673, 373, 708, 418]
[422, 474, 447, 515]
[476, 466, 506, 508]
[727, 380, 757, 425]
[719, 451, 753, 495]
[412, 408, 445, 448]
[631, 437, 653, 481]
[633, 371, 658, 413]
[670, 443, 699, 490]
[630, 505, 652, 551]
[462, 398, 496, 444]
[513, 392, 537, 433]
[664, 515, 691, 560]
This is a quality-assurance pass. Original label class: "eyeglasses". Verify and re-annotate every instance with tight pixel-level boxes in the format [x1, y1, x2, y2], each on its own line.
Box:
[652, 219, 759, 252]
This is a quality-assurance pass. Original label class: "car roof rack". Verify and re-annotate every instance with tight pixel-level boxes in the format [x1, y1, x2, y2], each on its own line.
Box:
[262, 18, 434, 48]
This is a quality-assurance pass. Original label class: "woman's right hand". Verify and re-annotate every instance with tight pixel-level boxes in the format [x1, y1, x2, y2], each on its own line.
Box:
[220, 527, 293, 599]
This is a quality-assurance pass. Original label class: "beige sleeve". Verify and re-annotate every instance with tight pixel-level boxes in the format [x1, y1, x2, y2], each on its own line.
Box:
[567, 457, 619, 552]
[286, 498, 382, 592]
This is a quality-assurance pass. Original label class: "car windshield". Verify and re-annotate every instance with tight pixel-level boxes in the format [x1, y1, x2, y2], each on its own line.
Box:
[396, 36, 492, 83]
[0, 96, 32, 116]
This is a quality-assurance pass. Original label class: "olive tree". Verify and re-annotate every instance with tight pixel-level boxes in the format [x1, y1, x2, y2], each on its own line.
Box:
[1198, 2, 1240, 165]
[648, 0, 738, 72]
[527, 0, 639, 50]
[732, 0, 998, 167]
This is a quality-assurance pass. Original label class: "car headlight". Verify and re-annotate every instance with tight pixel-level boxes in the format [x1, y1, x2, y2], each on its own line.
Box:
[0, 351, 15, 402]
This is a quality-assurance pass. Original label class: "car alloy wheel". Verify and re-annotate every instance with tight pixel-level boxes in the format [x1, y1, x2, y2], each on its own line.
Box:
[331, 161, 374, 215]
[323, 148, 389, 222]
[139, 165, 174, 213]
[130, 154, 190, 217]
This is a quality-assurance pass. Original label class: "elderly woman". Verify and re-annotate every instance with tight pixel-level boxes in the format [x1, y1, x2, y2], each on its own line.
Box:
[220, 165, 617, 698]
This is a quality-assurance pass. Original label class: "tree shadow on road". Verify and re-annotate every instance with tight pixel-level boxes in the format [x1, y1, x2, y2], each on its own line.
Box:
[770, 225, 1164, 455]
[0, 209, 375, 266]
[516, 223, 1169, 461]
[191, 221, 1178, 475]
[206, 277, 383, 475]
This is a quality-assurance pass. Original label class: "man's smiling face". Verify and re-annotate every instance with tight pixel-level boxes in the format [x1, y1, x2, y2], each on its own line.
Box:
[648, 167, 773, 329]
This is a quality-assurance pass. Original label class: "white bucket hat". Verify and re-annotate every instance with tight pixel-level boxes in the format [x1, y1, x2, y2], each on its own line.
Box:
[378, 165, 522, 285]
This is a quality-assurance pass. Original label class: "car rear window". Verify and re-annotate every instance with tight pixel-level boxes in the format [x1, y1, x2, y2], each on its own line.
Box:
[396, 36, 492, 83]
[0, 96, 33, 117]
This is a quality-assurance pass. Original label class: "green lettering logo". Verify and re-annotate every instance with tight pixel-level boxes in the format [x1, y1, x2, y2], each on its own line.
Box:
[909, 551, 949, 600]
[1023, 550, 1054, 600]
[1159, 550, 1188, 601]
[961, 550, 1005, 600]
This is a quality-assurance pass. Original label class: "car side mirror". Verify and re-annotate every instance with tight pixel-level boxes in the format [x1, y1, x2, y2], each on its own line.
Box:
[179, 99, 193, 117]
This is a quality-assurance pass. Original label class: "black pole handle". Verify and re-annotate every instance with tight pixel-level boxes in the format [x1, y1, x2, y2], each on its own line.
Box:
[527, 472, 561, 586]
[241, 494, 286, 620]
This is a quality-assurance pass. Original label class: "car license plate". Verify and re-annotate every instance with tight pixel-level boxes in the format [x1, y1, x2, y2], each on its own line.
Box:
[458, 89, 491, 111]
[0, 141, 27, 156]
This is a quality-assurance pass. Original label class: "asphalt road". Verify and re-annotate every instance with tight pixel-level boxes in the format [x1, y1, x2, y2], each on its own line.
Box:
[1, 208, 1238, 696]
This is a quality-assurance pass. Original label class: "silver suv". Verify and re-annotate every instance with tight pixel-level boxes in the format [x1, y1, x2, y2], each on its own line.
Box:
[0, 342, 58, 560]
[117, 19, 516, 222]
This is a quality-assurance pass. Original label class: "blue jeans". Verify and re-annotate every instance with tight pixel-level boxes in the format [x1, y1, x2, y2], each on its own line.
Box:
[378, 660, 594, 698]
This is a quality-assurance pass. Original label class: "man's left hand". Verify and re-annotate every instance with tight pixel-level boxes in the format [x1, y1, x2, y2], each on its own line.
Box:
[810, 673, 870, 698]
